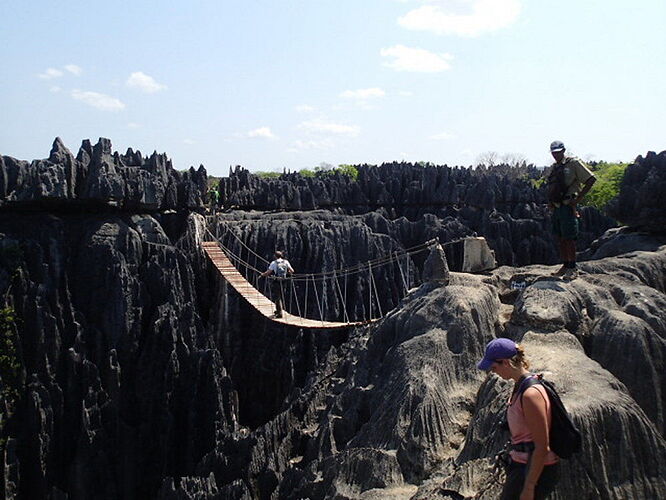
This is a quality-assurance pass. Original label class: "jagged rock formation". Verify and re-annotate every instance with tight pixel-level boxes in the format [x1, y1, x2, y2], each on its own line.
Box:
[218, 163, 542, 215]
[0, 138, 207, 211]
[216, 164, 616, 267]
[2, 142, 666, 499]
[608, 150, 666, 232]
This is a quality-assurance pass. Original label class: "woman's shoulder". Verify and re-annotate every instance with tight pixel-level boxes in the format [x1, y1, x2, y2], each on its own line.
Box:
[522, 383, 549, 405]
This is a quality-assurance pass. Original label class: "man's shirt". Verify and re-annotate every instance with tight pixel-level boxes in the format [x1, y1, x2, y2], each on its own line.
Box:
[543, 156, 595, 204]
[268, 258, 294, 275]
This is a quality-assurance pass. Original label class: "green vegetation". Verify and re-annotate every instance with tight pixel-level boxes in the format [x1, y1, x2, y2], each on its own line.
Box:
[530, 177, 545, 189]
[297, 163, 358, 180]
[254, 171, 282, 179]
[0, 306, 21, 406]
[585, 161, 629, 211]
[0, 241, 24, 414]
[335, 164, 359, 181]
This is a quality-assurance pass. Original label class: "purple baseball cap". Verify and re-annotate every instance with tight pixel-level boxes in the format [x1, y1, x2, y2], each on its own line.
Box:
[477, 338, 518, 371]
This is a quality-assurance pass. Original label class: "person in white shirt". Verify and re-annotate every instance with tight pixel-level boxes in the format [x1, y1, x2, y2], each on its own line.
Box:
[261, 251, 294, 318]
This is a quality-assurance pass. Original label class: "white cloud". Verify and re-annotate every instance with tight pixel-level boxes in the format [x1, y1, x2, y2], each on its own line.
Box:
[247, 127, 276, 139]
[183, 138, 196, 145]
[127, 122, 140, 129]
[381, 45, 453, 72]
[298, 119, 360, 136]
[340, 88, 386, 99]
[398, 0, 521, 37]
[49, 86, 61, 93]
[398, 90, 414, 96]
[287, 139, 335, 152]
[71, 89, 125, 111]
[296, 104, 315, 112]
[126, 71, 167, 93]
[38, 68, 64, 80]
[65, 64, 82, 76]
[429, 131, 455, 140]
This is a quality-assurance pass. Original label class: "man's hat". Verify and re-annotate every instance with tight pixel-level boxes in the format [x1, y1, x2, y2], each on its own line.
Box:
[477, 338, 518, 371]
[550, 140, 565, 153]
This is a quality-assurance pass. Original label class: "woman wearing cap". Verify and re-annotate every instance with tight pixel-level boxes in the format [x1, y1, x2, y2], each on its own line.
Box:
[477, 338, 559, 499]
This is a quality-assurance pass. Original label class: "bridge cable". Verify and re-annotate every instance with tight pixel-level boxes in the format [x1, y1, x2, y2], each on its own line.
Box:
[396, 251, 409, 294]
[333, 270, 350, 324]
[312, 275, 324, 323]
[370, 263, 383, 318]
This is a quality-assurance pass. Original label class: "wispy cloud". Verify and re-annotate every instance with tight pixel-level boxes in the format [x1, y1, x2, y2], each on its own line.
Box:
[65, 64, 82, 76]
[429, 131, 455, 140]
[247, 127, 276, 139]
[127, 122, 140, 129]
[71, 89, 125, 111]
[126, 71, 167, 93]
[398, 90, 414, 97]
[286, 139, 335, 152]
[183, 138, 195, 144]
[38, 68, 64, 80]
[49, 86, 61, 93]
[340, 88, 386, 100]
[296, 104, 315, 113]
[398, 0, 522, 37]
[298, 119, 360, 136]
[380, 45, 453, 72]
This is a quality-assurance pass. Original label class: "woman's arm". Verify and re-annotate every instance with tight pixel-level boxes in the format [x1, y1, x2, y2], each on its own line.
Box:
[520, 387, 551, 500]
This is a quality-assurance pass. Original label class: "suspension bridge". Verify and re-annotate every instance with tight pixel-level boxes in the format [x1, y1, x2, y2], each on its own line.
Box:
[202, 224, 440, 329]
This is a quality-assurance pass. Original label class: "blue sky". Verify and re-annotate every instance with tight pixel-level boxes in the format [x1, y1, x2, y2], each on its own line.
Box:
[1, 0, 665, 175]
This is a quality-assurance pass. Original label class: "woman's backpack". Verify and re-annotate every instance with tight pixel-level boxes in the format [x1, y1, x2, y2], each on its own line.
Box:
[519, 374, 582, 458]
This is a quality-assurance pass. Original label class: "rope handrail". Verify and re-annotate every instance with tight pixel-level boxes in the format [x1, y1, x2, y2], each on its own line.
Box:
[202, 220, 441, 324]
[205, 225, 435, 283]
[206, 226, 438, 282]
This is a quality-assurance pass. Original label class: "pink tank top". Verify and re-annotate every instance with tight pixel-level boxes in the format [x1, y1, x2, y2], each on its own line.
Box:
[507, 378, 559, 465]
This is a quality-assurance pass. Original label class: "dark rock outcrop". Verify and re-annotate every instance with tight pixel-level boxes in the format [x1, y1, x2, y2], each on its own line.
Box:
[0, 138, 207, 211]
[215, 164, 616, 267]
[2, 142, 666, 499]
[608, 150, 666, 231]
[422, 244, 450, 284]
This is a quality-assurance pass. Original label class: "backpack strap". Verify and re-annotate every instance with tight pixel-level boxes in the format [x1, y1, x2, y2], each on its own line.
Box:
[516, 374, 542, 406]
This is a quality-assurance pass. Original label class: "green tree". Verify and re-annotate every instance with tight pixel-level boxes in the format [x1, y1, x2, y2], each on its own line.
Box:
[585, 161, 629, 211]
[335, 164, 359, 181]
[254, 171, 282, 179]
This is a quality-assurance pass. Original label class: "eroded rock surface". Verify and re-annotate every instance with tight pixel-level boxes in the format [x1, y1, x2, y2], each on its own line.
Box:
[216, 164, 616, 267]
[608, 150, 666, 232]
[0, 138, 207, 211]
[1, 143, 666, 499]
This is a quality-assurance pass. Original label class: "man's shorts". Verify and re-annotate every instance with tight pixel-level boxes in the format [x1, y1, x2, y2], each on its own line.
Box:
[552, 205, 579, 240]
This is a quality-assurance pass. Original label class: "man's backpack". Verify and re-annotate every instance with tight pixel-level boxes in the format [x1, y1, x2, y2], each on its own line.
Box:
[519, 374, 582, 458]
[546, 164, 568, 204]
[274, 259, 289, 278]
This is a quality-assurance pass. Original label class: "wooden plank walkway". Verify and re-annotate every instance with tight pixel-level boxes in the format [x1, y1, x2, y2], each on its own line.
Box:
[202, 242, 371, 329]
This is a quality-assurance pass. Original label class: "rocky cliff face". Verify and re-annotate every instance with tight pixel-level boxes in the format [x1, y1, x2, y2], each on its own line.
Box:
[217, 164, 616, 267]
[0, 138, 207, 211]
[2, 142, 666, 499]
[608, 150, 666, 232]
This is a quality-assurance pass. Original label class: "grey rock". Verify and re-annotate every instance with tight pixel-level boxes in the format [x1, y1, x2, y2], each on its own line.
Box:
[608, 150, 666, 232]
[0, 138, 207, 211]
[216, 164, 616, 267]
[422, 243, 449, 284]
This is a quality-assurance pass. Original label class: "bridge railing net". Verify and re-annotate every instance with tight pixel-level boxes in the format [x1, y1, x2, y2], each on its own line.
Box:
[204, 221, 434, 323]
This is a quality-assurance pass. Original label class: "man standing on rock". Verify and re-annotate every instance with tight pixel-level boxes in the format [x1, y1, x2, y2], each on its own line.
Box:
[261, 251, 294, 318]
[207, 185, 220, 214]
[544, 140, 596, 278]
